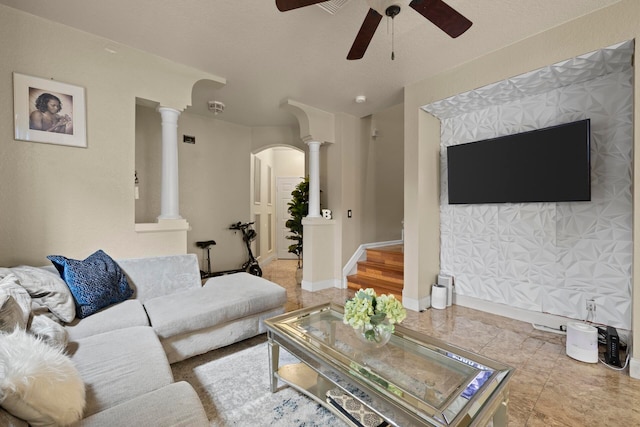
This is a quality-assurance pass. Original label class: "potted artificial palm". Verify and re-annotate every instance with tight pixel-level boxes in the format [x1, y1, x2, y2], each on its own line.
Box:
[286, 177, 309, 282]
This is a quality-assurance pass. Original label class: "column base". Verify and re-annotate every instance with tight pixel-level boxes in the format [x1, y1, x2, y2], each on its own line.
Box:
[302, 218, 337, 291]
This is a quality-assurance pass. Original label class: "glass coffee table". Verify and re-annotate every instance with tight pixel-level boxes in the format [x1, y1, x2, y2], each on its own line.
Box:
[265, 303, 513, 427]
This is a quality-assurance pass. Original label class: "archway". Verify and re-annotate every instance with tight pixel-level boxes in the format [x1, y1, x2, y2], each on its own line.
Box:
[251, 146, 305, 264]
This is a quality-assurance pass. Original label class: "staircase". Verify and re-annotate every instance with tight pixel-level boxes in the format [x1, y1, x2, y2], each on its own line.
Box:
[346, 244, 403, 301]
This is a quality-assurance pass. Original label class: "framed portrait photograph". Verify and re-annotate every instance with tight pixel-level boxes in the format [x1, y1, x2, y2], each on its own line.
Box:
[13, 72, 87, 148]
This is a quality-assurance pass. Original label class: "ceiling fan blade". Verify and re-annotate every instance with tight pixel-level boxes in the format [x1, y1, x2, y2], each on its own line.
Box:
[409, 0, 472, 38]
[276, 0, 329, 12]
[347, 8, 383, 60]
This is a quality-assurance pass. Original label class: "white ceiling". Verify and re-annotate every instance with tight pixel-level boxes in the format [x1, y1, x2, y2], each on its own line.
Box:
[0, 0, 620, 127]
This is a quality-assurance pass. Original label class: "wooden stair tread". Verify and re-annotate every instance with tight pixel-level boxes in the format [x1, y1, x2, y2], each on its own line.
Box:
[355, 261, 403, 285]
[356, 260, 404, 273]
[347, 274, 402, 291]
[368, 244, 404, 253]
[366, 246, 403, 267]
[348, 244, 404, 301]
[347, 273, 401, 285]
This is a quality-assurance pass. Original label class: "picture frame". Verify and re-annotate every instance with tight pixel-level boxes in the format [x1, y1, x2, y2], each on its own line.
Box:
[13, 72, 87, 148]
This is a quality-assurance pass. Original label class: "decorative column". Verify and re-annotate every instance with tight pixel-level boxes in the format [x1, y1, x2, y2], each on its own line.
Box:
[157, 107, 182, 220]
[280, 99, 337, 291]
[306, 139, 322, 218]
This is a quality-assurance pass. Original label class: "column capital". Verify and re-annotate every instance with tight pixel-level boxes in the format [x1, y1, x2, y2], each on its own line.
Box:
[306, 140, 322, 152]
[157, 106, 183, 113]
[157, 106, 182, 122]
[302, 135, 323, 146]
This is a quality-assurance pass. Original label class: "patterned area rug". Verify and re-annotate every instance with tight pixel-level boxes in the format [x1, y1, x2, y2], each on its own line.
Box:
[172, 335, 343, 426]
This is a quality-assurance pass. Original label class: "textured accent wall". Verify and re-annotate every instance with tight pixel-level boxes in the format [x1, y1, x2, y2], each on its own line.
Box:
[425, 41, 633, 329]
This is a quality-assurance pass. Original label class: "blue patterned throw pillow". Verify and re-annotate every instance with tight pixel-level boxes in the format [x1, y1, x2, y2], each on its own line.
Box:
[47, 250, 133, 318]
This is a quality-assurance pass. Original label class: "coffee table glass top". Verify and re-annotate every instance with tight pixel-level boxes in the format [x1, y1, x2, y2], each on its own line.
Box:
[266, 303, 513, 426]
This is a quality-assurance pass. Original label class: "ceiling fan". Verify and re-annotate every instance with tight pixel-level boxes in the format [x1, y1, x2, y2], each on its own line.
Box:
[276, 0, 472, 60]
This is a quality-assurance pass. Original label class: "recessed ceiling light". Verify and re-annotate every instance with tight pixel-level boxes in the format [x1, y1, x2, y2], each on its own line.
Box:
[355, 95, 366, 104]
[104, 43, 118, 54]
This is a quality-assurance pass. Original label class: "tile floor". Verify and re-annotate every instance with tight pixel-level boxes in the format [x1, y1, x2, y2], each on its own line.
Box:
[262, 259, 639, 427]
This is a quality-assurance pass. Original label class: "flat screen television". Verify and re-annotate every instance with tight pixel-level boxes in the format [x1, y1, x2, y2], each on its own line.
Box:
[446, 119, 591, 204]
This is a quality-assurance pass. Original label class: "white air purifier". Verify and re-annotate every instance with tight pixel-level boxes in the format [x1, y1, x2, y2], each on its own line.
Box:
[431, 284, 447, 309]
[566, 322, 598, 363]
[437, 274, 454, 306]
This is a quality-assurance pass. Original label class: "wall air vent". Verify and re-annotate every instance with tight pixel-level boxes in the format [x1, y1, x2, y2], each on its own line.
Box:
[317, 0, 351, 15]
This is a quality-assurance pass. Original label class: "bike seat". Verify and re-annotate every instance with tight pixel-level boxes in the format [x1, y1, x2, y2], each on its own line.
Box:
[196, 240, 217, 248]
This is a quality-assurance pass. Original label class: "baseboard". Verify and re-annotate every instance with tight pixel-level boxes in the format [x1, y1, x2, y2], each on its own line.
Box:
[258, 253, 276, 267]
[302, 279, 340, 292]
[402, 294, 431, 313]
[454, 294, 575, 330]
[629, 356, 640, 379]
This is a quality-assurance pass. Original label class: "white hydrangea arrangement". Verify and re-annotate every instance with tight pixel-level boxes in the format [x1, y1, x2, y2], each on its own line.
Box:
[343, 288, 407, 341]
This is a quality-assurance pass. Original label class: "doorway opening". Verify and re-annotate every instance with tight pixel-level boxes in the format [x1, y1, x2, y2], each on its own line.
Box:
[251, 146, 305, 264]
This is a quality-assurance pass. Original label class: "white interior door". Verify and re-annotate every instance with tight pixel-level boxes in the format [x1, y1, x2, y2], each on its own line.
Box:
[276, 177, 303, 259]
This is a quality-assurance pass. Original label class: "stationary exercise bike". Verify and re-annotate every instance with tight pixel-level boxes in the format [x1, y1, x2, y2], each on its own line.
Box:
[196, 221, 263, 278]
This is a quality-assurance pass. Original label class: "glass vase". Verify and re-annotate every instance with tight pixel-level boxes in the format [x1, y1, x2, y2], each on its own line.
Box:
[356, 320, 393, 348]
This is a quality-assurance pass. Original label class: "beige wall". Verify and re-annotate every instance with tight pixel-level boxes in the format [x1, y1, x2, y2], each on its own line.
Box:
[178, 113, 253, 272]
[333, 113, 362, 267]
[251, 126, 304, 152]
[0, 6, 222, 266]
[272, 147, 305, 178]
[135, 107, 305, 272]
[371, 104, 404, 242]
[404, 0, 639, 371]
[135, 104, 162, 224]
[332, 106, 405, 268]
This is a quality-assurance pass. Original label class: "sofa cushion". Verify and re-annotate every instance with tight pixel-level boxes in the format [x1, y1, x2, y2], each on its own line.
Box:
[143, 272, 286, 339]
[161, 306, 285, 364]
[47, 250, 133, 318]
[68, 326, 173, 417]
[0, 266, 75, 322]
[65, 299, 149, 341]
[76, 382, 208, 427]
[116, 254, 202, 303]
[0, 328, 85, 426]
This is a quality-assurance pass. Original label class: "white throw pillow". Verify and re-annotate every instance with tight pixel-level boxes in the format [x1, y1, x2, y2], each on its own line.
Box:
[29, 314, 69, 349]
[0, 275, 31, 331]
[0, 328, 85, 426]
[0, 266, 75, 323]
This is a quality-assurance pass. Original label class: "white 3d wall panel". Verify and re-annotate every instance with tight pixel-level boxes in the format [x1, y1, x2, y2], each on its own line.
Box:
[423, 41, 633, 329]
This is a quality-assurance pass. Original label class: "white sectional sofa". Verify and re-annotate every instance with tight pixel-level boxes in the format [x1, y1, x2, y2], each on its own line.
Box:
[0, 253, 287, 426]
[67, 254, 288, 363]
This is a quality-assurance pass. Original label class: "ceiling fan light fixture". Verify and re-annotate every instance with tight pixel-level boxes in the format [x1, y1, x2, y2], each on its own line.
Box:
[366, 0, 400, 16]
[277, 0, 473, 60]
[385, 4, 401, 18]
